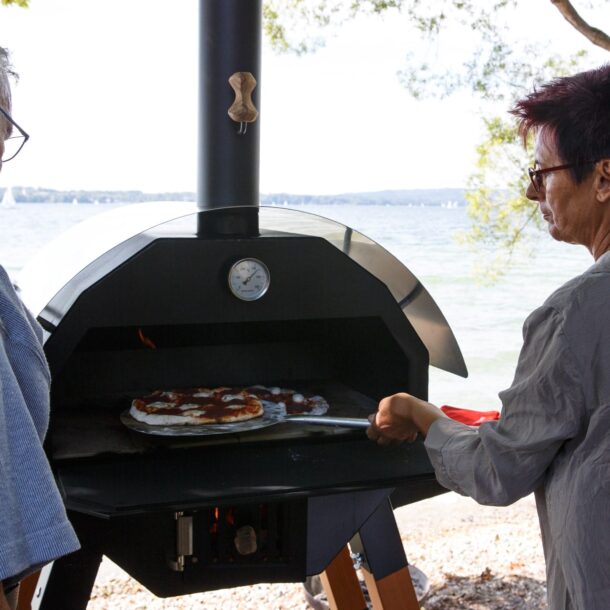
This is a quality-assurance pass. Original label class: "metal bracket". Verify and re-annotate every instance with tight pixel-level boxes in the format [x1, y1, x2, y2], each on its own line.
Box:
[168, 511, 194, 572]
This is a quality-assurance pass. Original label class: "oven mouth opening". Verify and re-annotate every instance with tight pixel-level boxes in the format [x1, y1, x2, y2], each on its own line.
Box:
[72, 318, 388, 352]
[49, 317, 415, 462]
[52, 317, 412, 407]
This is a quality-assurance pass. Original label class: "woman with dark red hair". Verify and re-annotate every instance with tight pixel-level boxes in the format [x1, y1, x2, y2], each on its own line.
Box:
[368, 65, 610, 610]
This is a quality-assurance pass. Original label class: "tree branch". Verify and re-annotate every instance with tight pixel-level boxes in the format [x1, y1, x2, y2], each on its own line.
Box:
[550, 0, 610, 51]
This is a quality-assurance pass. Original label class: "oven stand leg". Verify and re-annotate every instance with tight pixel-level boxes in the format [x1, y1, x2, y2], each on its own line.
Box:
[35, 548, 102, 610]
[351, 498, 419, 610]
[16, 569, 41, 610]
[319, 546, 368, 610]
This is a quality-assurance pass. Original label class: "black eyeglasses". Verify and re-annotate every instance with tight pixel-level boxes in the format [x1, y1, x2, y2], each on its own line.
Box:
[528, 160, 597, 192]
[0, 106, 29, 163]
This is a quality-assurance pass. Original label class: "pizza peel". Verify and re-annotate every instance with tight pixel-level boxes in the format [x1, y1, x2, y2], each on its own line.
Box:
[120, 405, 370, 437]
[282, 415, 370, 429]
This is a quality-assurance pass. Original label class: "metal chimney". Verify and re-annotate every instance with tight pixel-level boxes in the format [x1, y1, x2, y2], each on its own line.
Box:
[197, 0, 261, 236]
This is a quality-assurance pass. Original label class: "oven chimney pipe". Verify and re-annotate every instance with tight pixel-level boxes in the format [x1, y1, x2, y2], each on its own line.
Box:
[197, 0, 261, 236]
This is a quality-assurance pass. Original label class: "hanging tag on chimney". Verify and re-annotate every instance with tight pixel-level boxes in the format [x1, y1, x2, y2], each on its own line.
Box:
[228, 71, 258, 135]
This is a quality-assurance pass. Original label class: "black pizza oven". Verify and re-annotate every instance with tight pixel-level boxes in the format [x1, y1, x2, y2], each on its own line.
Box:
[15, 2, 467, 608]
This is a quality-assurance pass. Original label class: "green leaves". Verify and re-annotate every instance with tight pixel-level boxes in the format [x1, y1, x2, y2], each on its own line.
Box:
[263, 1, 608, 277]
[1, 0, 29, 7]
[457, 114, 539, 280]
[457, 52, 585, 279]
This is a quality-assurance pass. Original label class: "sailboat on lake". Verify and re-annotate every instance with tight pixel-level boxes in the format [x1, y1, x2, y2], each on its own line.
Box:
[1, 186, 16, 209]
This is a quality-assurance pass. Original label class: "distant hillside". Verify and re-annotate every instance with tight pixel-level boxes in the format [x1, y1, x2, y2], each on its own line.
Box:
[1, 186, 195, 204]
[1, 186, 466, 206]
[260, 188, 466, 206]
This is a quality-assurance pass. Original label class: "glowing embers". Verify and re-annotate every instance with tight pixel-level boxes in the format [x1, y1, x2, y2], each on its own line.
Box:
[206, 504, 285, 563]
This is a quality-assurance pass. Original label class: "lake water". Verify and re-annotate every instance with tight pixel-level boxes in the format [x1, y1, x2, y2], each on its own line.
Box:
[0, 202, 593, 410]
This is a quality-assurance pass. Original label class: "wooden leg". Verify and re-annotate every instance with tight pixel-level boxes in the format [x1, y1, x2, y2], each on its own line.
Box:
[16, 571, 40, 610]
[361, 566, 419, 610]
[351, 499, 420, 610]
[320, 546, 367, 610]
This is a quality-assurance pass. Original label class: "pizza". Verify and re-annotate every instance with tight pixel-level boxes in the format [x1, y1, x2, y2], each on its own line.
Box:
[129, 385, 329, 427]
[129, 387, 264, 426]
[245, 385, 329, 415]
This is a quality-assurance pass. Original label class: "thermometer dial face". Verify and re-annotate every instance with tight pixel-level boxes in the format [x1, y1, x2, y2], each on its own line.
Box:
[228, 258, 270, 301]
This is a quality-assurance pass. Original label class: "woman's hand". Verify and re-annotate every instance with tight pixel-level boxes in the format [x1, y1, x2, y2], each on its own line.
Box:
[366, 392, 446, 446]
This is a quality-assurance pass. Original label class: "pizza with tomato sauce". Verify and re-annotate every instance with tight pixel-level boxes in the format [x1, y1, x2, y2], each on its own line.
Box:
[130, 387, 264, 426]
[129, 385, 329, 426]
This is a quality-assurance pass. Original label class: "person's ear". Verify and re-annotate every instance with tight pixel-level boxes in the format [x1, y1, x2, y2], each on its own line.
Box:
[595, 159, 610, 204]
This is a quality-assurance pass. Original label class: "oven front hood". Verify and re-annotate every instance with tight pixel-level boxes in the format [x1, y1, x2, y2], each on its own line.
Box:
[18, 204, 467, 378]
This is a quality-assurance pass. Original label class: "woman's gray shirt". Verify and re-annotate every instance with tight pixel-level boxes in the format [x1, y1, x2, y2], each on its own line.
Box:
[425, 251, 610, 610]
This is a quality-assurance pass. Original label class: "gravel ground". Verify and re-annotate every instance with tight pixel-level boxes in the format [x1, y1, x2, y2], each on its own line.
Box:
[87, 492, 547, 610]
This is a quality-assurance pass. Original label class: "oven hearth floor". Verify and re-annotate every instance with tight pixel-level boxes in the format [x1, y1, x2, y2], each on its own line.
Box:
[52, 382, 377, 460]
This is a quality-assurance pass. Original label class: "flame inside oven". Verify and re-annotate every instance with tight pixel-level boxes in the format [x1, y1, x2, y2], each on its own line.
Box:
[137, 328, 157, 349]
[209, 506, 220, 534]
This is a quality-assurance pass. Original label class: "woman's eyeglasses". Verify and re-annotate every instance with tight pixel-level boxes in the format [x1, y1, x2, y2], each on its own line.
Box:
[0, 106, 29, 163]
[528, 160, 597, 192]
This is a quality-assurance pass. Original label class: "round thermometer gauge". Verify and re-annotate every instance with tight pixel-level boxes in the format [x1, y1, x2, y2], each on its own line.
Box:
[228, 258, 270, 301]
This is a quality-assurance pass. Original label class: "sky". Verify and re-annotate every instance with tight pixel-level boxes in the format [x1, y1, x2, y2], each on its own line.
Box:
[0, 0, 608, 195]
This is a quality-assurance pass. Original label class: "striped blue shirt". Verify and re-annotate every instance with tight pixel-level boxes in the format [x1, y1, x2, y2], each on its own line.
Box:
[0, 266, 79, 585]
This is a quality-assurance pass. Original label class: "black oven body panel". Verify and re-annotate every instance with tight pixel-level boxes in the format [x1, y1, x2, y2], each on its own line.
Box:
[65, 501, 309, 597]
[56, 437, 442, 517]
[45, 233, 429, 399]
[49, 486, 441, 599]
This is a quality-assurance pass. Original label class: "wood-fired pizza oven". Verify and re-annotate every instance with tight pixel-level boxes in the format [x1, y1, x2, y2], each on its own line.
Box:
[15, 2, 468, 608]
